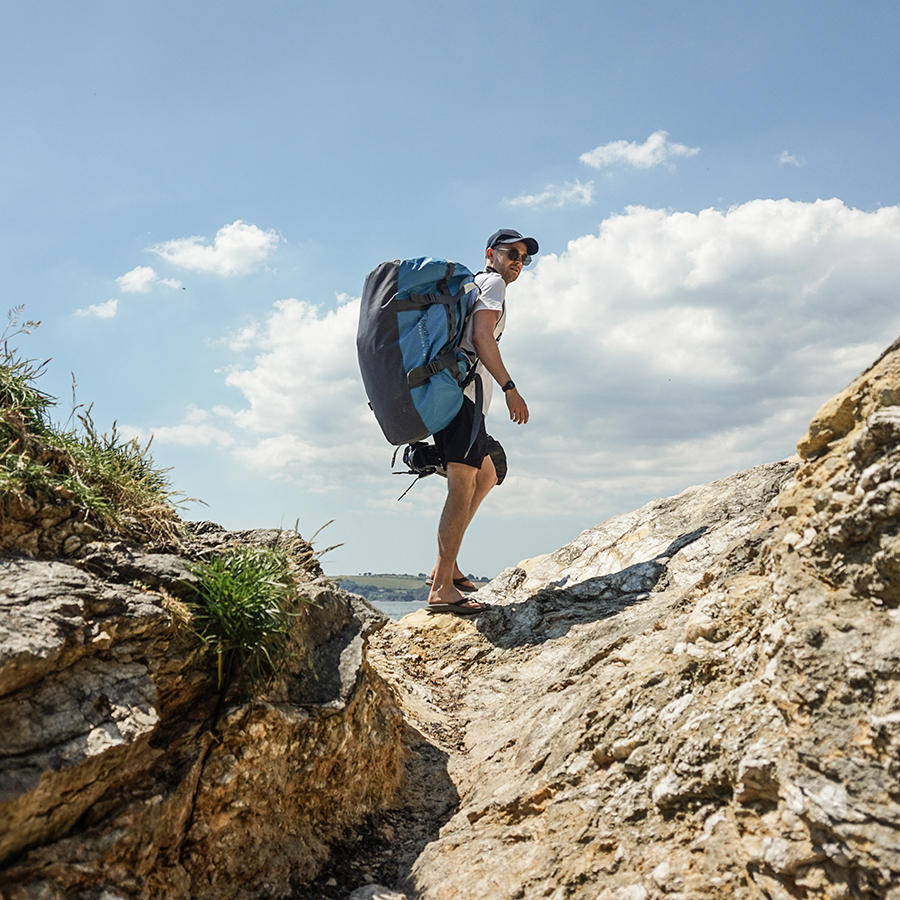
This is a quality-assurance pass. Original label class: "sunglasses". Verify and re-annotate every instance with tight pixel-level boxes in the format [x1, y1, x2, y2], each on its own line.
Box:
[493, 246, 532, 266]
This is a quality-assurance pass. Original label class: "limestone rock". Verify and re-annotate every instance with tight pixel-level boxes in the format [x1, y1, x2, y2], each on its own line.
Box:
[9, 333, 900, 900]
[348, 887, 408, 900]
[0, 530, 404, 900]
[367, 337, 900, 899]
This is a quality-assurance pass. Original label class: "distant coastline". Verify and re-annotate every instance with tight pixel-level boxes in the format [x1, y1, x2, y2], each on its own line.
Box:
[335, 572, 489, 605]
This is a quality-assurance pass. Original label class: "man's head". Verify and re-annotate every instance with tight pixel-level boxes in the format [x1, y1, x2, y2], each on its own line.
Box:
[485, 229, 539, 285]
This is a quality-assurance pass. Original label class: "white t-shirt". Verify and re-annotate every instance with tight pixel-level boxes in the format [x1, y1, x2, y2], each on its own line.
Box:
[461, 270, 506, 414]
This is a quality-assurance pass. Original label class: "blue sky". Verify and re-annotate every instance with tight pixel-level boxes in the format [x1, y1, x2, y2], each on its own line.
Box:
[3, 1, 900, 578]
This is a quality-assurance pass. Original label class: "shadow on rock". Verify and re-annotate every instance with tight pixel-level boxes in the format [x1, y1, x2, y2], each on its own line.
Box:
[291, 721, 458, 900]
[477, 527, 709, 649]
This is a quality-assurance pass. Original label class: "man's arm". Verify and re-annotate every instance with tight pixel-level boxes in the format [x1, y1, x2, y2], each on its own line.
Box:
[471, 308, 529, 425]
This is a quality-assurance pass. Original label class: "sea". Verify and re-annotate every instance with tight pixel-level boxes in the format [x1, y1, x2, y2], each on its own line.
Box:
[370, 599, 429, 621]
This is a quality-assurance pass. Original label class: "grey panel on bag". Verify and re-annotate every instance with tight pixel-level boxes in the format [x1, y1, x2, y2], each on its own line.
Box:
[357, 260, 429, 445]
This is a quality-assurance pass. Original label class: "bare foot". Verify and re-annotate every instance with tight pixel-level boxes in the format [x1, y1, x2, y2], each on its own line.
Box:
[427, 567, 477, 592]
[426, 592, 487, 615]
[427, 584, 466, 605]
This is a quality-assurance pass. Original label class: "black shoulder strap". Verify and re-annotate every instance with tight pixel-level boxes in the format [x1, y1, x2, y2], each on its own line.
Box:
[436, 261, 455, 294]
[466, 374, 484, 455]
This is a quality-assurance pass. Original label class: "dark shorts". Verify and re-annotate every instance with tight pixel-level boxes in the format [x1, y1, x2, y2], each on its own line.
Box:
[433, 398, 507, 485]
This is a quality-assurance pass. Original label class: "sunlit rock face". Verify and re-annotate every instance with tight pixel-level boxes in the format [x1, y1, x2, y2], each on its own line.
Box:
[7, 335, 900, 900]
[0, 529, 405, 900]
[369, 337, 900, 900]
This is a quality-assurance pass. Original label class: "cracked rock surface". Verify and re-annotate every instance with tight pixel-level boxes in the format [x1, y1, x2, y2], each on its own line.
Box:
[358, 336, 900, 900]
[7, 335, 900, 900]
[0, 528, 405, 900]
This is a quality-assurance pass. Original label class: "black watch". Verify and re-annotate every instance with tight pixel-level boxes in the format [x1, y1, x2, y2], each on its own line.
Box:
[501, 380, 516, 393]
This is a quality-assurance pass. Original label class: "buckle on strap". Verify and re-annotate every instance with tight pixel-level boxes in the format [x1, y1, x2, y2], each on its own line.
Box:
[407, 352, 461, 388]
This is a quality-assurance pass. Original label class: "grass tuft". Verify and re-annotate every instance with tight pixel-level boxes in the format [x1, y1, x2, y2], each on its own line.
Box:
[186, 543, 308, 695]
[0, 308, 185, 547]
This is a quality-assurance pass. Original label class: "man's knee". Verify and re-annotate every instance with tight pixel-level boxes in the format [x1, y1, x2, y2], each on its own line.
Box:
[477, 455, 498, 490]
[446, 461, 478, 492]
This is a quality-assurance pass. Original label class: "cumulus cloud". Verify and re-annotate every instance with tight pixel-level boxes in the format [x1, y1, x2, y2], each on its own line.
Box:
[507, 179, 595, 209]
[149, 220, 280, 276]
[498, 198, 900, 515]
[117, 266, 183, 292]
[117, 266, 157, 293]
[146, 293, 376, 488]
[123, 408, 235, 448]
[75, 298, 118, 319]
[779, 151, 803, 166]
[580, 130, 699, 170]
[222, 297, 376, 484]
[150, 198, 900, 535]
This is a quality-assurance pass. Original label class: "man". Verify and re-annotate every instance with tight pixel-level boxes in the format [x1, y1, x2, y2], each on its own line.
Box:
[427, 228, 538, 614]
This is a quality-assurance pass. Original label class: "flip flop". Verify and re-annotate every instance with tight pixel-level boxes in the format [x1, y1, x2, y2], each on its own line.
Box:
[427, 597, 488, 616]
[425, 576, 478, 593]
[454, 577, 478, 593]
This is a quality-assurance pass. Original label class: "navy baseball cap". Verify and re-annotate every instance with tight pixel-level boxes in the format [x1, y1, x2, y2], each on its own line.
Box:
[486, 229, 539, 256]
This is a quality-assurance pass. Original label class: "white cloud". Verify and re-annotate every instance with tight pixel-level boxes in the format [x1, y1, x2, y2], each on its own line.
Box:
[225, 321, 261, 352]
[75, 298, 118, 319]
[507, 179, 595, 209]
[123, 407, 235, 448]
[117, 266, 184, 293]
[117, 266, 158, 293]
[149, 220, 280, 276]
[779, 151, 803, 166]
[497, 198, 900, 515]
[221, 297, 376, 484]
[145, 295, 376, 490]
[149, 198, 900, 534]
[580, 130, 700, 170]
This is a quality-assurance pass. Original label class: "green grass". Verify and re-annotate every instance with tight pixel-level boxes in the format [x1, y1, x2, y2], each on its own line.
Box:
[0, 308, 183, 545]
[187, 543, 311, 695]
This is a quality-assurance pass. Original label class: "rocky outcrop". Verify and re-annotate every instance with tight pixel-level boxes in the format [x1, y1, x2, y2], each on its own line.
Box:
[6, 334, 900, 900]
[0, 528, 405, 900]
[364, 337, 900, 899]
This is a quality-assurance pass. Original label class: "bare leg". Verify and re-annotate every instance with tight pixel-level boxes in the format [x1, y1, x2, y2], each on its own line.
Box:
[428, 462, 493, 607]
[428, 458, 497, 599]
[466, 454, 497, 529]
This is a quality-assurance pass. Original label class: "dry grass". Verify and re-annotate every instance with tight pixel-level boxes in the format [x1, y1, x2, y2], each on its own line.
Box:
[0, 307, 186, 547]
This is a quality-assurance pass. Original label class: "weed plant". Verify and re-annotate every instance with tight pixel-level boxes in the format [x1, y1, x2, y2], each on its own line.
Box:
[1, 309, 323, 698]
[0, 307, 183, 544]
[56, 411, 183, 540]
[187, 544, 306, 695]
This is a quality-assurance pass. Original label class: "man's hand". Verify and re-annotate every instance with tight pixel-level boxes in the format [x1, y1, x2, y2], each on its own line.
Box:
[505, 387, 529, 425]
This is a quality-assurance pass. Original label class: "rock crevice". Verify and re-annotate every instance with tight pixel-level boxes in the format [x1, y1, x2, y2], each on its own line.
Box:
[6, 335, 900, 900]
